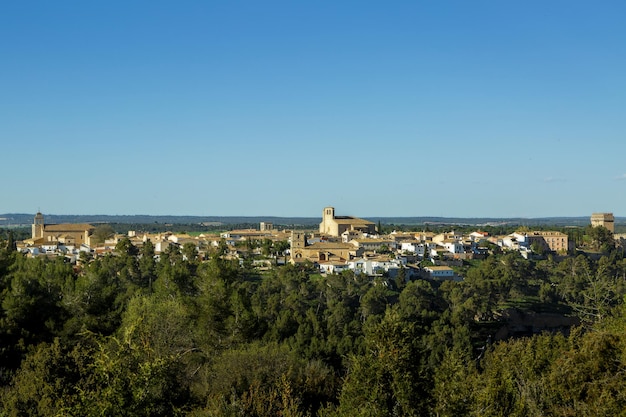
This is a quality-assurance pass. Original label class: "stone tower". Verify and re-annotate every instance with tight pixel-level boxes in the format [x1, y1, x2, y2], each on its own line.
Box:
[319, 207, 335, 234]
[291, 230, 307, 250]
[32, 212, 44, 239]
[591, 213, 615, 233]
[290, 230, 307, 260]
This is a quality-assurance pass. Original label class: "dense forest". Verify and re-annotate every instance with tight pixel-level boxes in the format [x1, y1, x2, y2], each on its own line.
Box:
[2, 227, 626, 416]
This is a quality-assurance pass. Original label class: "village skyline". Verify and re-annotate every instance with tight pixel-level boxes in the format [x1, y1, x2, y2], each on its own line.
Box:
[0, 211, 621, 229]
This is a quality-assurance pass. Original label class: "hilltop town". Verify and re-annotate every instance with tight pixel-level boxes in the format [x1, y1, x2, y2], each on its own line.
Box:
[17, 207, 620, 282]
[2, 206, 626, 415]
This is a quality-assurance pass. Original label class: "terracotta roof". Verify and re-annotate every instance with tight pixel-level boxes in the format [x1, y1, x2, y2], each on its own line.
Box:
[306, 242, 356, 250]
[227, 229, 272, 235]
[44, 223, 95, 232]
[426, 266, 454, 271]
[327, 217, 374, 225]
[527, 231, 568, 237]
[366, 255, 395, 262]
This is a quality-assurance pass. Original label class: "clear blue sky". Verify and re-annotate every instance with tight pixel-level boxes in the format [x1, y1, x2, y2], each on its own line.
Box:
[2, 1, 625, 218]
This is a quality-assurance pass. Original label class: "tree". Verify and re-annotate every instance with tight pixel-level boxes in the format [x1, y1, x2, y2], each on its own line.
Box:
[466, 323, 626, 416]
[61, 255, 129, 336]
[115, 236, 139, 257]
[203, 342, 336, 417]
[394, 265, 407, 290]
[182, 242, 198, 263]
[0, 231, 16, 288]
[5, 230, 16, 252]
[530, 241, 546, 256]
[274, 240, 290, 256]
[120, 295, 196, 360]
[332, 307, 432, 416]
[359, 280, 389, 321]
[586, 225, 614, 252]
[0, 338, 96, 415]
[139, 239, 156, 289]
[91, 224, 115, 244]
[432, 327, 475, 417]
[398, 280, 439, 322]
[261, 238, 273, 257]
[216, 238, 229, 256]
[79, 249, 93, 264]
[0, 256, 76, 382]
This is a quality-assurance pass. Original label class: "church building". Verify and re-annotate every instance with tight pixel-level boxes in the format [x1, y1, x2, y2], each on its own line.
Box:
[290, 230, 363, 263]
[30, 212, 96, 247]
[319, 207, 376, 237]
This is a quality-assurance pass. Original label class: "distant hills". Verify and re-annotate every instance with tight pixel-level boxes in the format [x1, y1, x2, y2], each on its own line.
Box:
[1, 213, 622, 228]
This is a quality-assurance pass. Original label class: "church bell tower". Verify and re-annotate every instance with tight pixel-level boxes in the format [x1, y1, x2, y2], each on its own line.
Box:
[32, 212, 44, 239]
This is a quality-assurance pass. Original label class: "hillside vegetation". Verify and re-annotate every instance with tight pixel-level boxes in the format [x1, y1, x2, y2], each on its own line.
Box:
[1, 230, 626, 416]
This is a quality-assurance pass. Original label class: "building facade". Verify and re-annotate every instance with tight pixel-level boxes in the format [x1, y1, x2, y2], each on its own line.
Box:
[290, 230, 363, 263]
[319, 206, 376, 237]
[526, 231, 569, 253]
[260, 222, 273, 231]
[591, 213, 615, 233]
[30, 212, 95, 246]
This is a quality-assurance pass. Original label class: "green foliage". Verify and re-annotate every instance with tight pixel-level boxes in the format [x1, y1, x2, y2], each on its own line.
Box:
[432, 327, 475, 417]
[467, 322, 626, 417]
[201, 342, 336, 416]
[585, 225, 614, 252]
[0, 256, 74, 381]
[138, 239, 156, 289]
[4, 237, 626, 415]
[332, 307, 432, 416]
[91, 224, 115, 244]
[0, 338, 95, 416]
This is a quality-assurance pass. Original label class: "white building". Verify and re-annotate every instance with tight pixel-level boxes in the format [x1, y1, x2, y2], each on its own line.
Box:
[341, 230, 363, 243]
[347, 257, 405, 277]
[350, 238, 397, 252]
[319, 262, 350, 275]
[439, 239, 465, 254]
[423, 265, 457, 280]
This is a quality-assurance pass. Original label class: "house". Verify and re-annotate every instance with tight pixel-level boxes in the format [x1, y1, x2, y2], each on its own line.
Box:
[220, 229, 273, 241]
[154, 240, 173, 254]
[415, 232, 436, 243]
[499, 234, 523, 250]
[347, 256, 405, 277]
[514, 231, 570, 253]
[439, 238, 464, 255]
[469, 231, 489, 242]
[525, 231, 569, 253]
[350, 238, 397, 252]
[319, 262, 350, 275]
[423, 265, 457, 280]
[341, 229, 363, 243]
[432, 231, 463, 245]
[41, 242, 60, 253]
[389, 231, 417, 244]
[400, 240, 423, 255]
